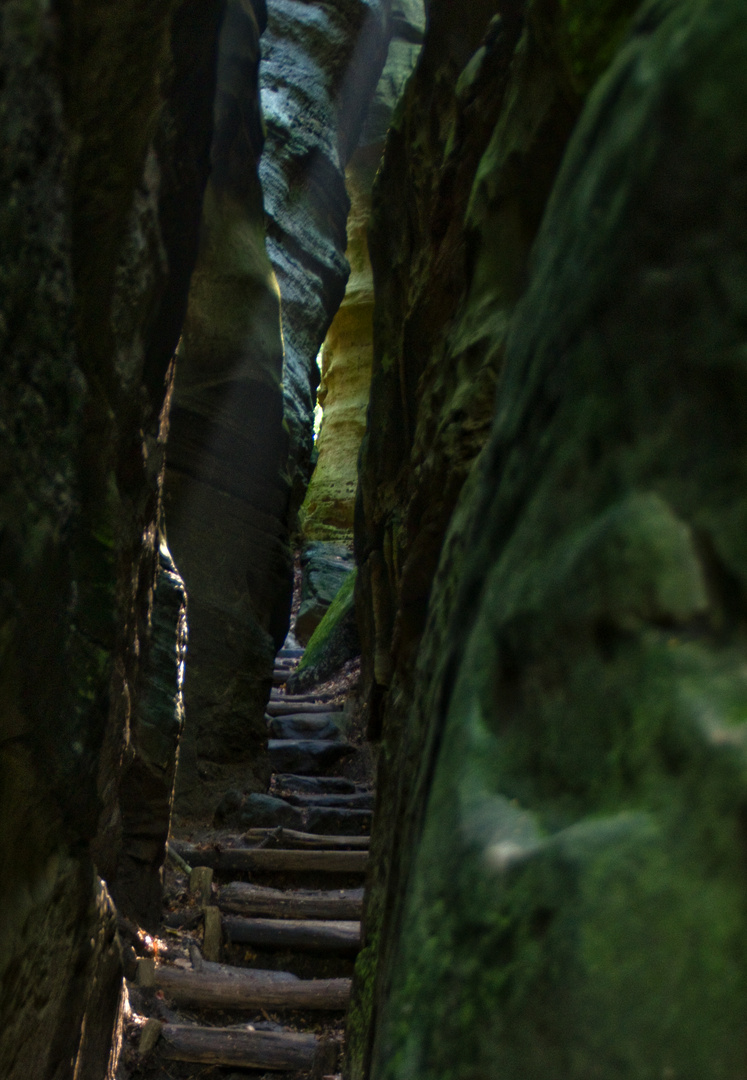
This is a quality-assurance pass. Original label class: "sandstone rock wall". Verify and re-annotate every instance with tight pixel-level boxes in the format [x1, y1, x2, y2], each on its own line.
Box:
[352, 0, 747, 1076]
[0, 0, 222, 1073]
[259, 0, 392, 516]
[163, 0, 290, 815]
[348, 0, 644, 1073]
[300, 0, 425, 547]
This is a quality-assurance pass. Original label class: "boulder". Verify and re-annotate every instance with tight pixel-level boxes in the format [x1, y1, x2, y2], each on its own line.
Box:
[287, 569, 360, 693]
[294, 542, 355, 644]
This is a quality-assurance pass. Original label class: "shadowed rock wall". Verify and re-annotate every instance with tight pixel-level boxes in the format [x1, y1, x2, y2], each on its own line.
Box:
[259, 0, 393, 516]
[0, 0, 222, 1074]
[349, 1, 640, 1059]
[352, 0, 747, 1076]
[163, 0, 290, 815]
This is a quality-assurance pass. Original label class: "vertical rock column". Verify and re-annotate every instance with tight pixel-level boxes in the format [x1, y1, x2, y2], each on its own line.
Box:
[300, 0, 425, 548]
[259, 0, 392, 517]
[0, 0, 223, 1074]
[164, 0, 290, 815]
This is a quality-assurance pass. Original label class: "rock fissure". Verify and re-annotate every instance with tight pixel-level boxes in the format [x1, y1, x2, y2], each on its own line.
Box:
[4, 2, 747, 1079]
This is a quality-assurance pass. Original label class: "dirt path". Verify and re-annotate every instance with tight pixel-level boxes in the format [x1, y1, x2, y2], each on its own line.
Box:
[119, 646, 372, 1080]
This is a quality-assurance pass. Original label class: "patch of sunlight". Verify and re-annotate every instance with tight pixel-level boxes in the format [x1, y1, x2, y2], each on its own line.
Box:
[313, 347, 324, 442]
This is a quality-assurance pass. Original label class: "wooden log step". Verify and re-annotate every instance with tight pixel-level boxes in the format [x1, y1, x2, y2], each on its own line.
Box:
[267, 714, 342, 740]
[153, 1022, 337, 1072]
[270, 689, 333, 702]
[218, 880, 364, 919]
[268, 738, 354, 774]
[273, 774, 359, 794]
[139, 959, 351, 1010]
[223, 915, 361, 953]
[266, 699, 344, 717]
[170, 841, 369, 875]
[243, 826, 370, 850]
[307, 808, 372, 836]
[283, 791, 375, 810]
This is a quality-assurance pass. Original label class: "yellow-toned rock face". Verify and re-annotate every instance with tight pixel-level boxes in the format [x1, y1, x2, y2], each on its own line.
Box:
[300, 146, 379, 545]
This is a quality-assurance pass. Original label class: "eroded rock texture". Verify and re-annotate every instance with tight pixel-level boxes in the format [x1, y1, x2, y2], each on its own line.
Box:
[0, 0, 222, 1074]
[300, 0, 425, 547]
[354, 0, 747, 1076]
[164, 0, 289, 813]
[259, 0, 392, 515]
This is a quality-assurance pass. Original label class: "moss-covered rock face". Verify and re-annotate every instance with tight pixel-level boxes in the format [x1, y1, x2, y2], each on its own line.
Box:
[295, 541, 355, 644]
[348, 1, 637, 1074]
[288, 568, 360, 692]
[368, 0, 747, 1075]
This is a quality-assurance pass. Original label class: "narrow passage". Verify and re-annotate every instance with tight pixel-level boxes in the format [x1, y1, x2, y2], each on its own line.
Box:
[125, 644, 373, 1080]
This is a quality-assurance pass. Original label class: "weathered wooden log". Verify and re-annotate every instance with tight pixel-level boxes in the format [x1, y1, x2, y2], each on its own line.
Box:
[268, 738, 354, 775]
[266, 700, 343, 717]
[283, 791, 375, 810]
[156, 1023, 339, 1071]
[270, 689, 334, 702]
[218, 880, 364, 919]
[139, 959, 350, 1010]
[169, 841, 369, 875]
[189, 866, 213, 907]
[273, 774, 358, 794]
[203, 905, 222, 961]
[223, 915, 360, 952]
[243, 826, 370, 850]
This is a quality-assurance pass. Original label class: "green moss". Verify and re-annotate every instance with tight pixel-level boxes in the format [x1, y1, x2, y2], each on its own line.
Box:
[557, 0, 640, 95]
[369, 1, 747, 1075]
[294, 568, 357, 674]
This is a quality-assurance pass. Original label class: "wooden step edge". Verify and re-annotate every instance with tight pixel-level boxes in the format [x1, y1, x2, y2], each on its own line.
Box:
[170, 841, 369, 874]
[243, 826, 370, 849]
[266, 701, 345, 716]
[222, 914, 361, 953]
[137, 958, 351, 1011]
[141, 1019, 340, 1072]
[217, 881, 363, 920]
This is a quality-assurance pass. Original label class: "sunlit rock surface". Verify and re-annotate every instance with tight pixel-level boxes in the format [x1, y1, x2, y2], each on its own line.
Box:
[0, 0, 222, 1073]
[164, 0, 290, 814]
[353, 0, 747, 1076]
[259, 0, 392, 516]
[300, 0, 425, 547]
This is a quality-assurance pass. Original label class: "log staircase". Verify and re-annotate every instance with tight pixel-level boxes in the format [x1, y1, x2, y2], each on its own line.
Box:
[128, 644, 371, 1078]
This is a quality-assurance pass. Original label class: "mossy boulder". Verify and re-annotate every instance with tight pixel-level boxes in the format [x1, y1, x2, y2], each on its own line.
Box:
[294, 542, 355, 645]
[287, 569, 360, 694]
